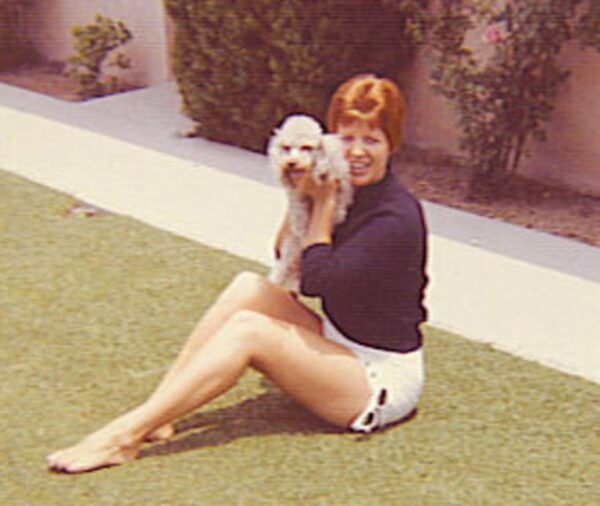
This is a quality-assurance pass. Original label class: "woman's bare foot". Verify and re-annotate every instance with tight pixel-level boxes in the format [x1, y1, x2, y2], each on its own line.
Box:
[47, 428, 141, 474]
[144, 423, 175, 443]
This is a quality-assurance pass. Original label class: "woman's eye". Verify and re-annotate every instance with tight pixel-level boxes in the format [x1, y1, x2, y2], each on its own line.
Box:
[300, 145, 314, 152]
[281, 145, 291, 153]
[365, 137, 379, 145]
[341, 136, 353, 144]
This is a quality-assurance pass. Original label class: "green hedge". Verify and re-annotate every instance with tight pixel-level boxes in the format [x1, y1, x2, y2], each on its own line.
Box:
[165, 0, 426, 152]
[0, 0, 36, 70]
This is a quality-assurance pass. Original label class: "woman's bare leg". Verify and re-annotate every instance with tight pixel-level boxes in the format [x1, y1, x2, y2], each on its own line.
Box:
[146, 271, 321, 441]
[47, 309, 371, 474]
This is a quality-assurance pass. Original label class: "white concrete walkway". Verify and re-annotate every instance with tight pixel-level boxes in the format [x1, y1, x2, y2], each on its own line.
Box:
[1, 82, 599, 383]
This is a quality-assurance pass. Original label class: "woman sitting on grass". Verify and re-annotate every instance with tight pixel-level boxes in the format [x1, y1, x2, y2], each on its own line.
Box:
[47, 74, 429, 473]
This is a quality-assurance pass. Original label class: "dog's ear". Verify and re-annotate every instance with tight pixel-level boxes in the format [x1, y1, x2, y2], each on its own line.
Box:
[319, 134, 349, 179]
[321, 134, 342, 160]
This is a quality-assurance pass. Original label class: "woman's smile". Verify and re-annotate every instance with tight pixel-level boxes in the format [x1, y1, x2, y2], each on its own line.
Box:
[348, 161, 370, 178]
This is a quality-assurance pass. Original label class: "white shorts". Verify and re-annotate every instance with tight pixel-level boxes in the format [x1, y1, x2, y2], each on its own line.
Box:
[322, 317, 425, 433]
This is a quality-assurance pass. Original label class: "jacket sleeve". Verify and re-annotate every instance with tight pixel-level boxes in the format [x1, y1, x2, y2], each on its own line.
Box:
[299, 212, 415, 297]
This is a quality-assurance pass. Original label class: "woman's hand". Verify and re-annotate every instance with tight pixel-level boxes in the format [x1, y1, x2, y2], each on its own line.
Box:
[300, 174, 339, 206]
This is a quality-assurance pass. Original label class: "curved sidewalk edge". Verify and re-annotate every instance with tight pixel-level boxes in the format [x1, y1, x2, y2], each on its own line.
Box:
[1, 88, 599, 384]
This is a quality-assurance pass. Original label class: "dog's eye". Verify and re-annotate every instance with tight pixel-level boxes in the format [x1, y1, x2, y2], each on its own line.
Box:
[300, 145, 314, 152]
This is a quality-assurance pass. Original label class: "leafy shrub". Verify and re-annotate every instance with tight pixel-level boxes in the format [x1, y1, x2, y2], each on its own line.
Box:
[165, 0, 427, 152]
[429, 0, 600, 193]
[66, 13, 133, 98]
[0, 0, 36, 70]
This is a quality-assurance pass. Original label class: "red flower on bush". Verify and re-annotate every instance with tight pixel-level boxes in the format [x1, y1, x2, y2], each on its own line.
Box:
[483, 25, 504, 44]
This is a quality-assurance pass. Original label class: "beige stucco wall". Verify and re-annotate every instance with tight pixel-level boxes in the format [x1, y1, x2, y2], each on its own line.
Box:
[523, 44, 600, 195]
[26, 0, 170, 87]
[402, 42, 600, 197]
[402, 46, 461, 157]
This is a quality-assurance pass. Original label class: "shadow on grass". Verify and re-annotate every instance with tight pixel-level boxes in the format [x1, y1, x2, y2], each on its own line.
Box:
[139, 385, 338, 460]
[140, 382, 419, 461]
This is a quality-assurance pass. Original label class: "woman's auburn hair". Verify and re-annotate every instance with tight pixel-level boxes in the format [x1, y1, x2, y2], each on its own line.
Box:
[327, 74, 406, 153]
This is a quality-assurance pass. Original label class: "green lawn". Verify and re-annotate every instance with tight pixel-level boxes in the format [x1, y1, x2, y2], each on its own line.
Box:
[1, 169, 598, 505]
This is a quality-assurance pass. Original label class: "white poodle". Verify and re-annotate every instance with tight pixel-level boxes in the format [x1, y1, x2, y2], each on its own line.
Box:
[267, 114, 353, 291]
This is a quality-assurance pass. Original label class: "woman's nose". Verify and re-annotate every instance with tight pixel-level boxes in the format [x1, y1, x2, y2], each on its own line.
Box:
[348, 140, 367, 157]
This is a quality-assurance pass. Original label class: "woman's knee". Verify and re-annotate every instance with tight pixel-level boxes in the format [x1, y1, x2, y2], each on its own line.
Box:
[221, 271, 270, 303]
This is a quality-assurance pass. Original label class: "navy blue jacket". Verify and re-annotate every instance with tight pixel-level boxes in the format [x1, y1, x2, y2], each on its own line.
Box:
[300, 168, 428, 352]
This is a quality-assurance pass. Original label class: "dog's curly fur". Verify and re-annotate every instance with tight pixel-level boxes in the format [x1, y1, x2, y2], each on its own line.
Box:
[267, 114, 353, 291]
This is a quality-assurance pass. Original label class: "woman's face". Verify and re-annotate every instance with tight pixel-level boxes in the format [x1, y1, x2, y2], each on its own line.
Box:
[337, 121, 391, 187]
